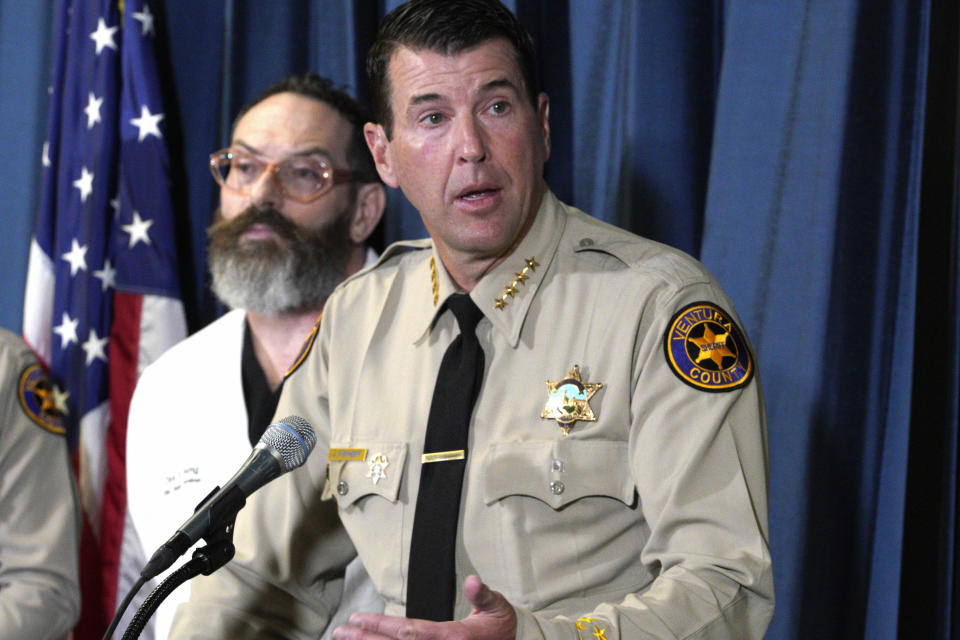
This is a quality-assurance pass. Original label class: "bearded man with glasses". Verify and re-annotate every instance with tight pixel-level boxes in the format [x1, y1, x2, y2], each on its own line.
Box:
[123, 73, 385, 640]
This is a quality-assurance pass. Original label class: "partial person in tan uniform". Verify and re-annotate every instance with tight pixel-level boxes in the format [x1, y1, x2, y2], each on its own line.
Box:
[125, 74, 385, 638]
[0, 327, 80, 640]
[171, 1, 774, 638]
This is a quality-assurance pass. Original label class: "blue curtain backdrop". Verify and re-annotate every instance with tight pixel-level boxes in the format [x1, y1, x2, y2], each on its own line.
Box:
[0, 1, 956, 638]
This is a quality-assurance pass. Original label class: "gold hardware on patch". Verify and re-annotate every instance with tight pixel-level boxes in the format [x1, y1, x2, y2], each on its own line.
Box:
[421, 450, 466, 463]
[493, 256, 538, 310]
[328, 448, 368, 462]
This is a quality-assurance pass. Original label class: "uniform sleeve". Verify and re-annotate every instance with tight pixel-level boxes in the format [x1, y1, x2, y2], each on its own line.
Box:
[516, 282, 774, 640]
[0, 340, 80, 640]
[170, 311, 357, 639]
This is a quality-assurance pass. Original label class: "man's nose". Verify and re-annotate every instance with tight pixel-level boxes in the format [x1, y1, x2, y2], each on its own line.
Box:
[456, 115, 487, 164]
[247, 166, 282, 209]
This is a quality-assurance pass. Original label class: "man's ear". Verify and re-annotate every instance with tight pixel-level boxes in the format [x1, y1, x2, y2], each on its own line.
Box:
[349, 181, 386, 245]
[537, 92, 551, 162]
[364, 122, 399, 188]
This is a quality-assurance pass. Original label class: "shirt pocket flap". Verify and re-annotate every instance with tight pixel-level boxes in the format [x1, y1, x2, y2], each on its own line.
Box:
[482, 440, 635, 509]
[325, 442, 408, 508]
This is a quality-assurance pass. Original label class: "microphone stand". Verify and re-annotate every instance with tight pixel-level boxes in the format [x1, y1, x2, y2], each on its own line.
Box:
[120, 488, 238, 640]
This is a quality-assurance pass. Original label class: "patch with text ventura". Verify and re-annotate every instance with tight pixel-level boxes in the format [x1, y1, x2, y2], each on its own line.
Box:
[664, 301, 753, 392]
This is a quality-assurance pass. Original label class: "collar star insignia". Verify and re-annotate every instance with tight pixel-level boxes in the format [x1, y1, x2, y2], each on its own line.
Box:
[367, 453, 389, 485]
[429, 256, 439, 306]
[493, 256, 538, 310]
[541, 365, 602, 435]
[575, 617, 608, 640]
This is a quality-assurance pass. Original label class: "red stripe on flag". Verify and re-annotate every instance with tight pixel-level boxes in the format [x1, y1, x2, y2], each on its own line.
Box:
[72, 448, 109, 640]
[74, 292, 143, 638]
[105, 292, 142, 628]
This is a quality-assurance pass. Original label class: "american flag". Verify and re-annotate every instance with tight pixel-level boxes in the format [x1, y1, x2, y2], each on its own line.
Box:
[22, 0, 186, 637]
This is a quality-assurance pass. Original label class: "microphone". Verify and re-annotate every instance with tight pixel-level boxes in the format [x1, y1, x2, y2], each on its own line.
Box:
[140, 415, 316, 580]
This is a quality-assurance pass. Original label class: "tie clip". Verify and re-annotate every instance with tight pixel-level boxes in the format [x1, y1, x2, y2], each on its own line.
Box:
[421, 450, 465, 464]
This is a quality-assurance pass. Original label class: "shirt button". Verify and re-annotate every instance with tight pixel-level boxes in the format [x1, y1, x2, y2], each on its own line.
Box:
[337, 481, 349, 496]
[550, 481, 565, 495]
[579, 238, 594, 248]
[551, 458, 565, 473]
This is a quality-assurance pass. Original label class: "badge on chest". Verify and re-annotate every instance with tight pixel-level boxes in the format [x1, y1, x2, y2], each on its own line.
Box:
[540, 365, 603, 436]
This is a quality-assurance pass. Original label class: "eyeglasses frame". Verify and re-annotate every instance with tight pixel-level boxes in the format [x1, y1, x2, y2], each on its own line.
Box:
[208, 147, 356, 204]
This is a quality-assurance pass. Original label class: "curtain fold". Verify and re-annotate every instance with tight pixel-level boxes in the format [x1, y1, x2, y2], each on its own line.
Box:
[899, 0, 960, 637]
[701, 2, 860, 630]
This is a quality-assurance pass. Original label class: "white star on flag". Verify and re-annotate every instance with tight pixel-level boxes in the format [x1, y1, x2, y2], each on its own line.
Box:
[73, 166, 94, 202]
[85, 92, 103, 129]
[81, 329, 109, 366]
[133, 4, 155, 36]
[51, 385, 70, 415]
[130, 105, 164, 142]
[62, 239, 88, 276]
[122, 211, 155, 248]
[93, 259, 117, 291]
[42, 141, 51, 167]
[52, 312, 80, 349]
[89, 18, 118, 55]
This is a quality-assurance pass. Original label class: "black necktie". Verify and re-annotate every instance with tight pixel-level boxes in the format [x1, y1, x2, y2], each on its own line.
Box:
[406, 293, 485, 621]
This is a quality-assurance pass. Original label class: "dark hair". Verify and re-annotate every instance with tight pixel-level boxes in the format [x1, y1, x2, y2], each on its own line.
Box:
[233, 73, 380, 185]
[366, 0, 538, 139]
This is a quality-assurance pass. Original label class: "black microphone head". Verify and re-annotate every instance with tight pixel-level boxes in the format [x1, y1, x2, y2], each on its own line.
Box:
[260, 415, 317, 472]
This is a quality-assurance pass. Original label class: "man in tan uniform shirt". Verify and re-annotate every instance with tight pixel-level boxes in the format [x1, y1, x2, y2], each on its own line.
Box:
[0, 327, 80, 639]
[171, 1, 774, 638]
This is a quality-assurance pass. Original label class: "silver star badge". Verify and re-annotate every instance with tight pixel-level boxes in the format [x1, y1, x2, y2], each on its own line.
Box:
[367, 453, 389, 485]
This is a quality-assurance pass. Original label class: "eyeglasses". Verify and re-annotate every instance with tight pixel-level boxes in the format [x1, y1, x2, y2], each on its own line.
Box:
[209, 147, 355, 203]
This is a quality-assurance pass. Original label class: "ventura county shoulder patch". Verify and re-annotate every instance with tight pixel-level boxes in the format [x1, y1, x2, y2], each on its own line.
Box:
[663, 301, 753, 392]
[285, 314, 322, 379]
[18, 364, 66, 435]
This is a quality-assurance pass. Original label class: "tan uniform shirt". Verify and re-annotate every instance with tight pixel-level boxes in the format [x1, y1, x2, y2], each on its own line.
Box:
[0, 327, 80, 640]
[173, 190, 773, 639]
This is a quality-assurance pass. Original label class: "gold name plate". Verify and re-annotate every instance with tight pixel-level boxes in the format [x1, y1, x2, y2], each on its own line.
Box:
[328, 448, 368, 462]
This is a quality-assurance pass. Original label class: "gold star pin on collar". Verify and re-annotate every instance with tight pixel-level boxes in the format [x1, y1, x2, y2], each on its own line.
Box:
[575, 617, 607, 640]
[429, 256, 440, 307]
[493, 256, 538, 310]
[541, 365, 602, 436]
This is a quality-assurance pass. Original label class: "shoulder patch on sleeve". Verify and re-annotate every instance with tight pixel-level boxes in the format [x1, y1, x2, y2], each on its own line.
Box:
[18, 364, 66, 435]
[285, 313, 322, 380]
[663, 301, 754, 392]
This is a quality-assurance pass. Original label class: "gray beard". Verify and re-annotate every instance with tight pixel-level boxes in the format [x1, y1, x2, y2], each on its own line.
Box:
[207, 206, 351, 314]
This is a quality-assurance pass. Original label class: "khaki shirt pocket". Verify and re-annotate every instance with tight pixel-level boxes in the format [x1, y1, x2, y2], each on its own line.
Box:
[324, 442, 408, 508]
[482, 439, 635, 508]
[324, 441, 408, 603]
[475, 439, 643, 611]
